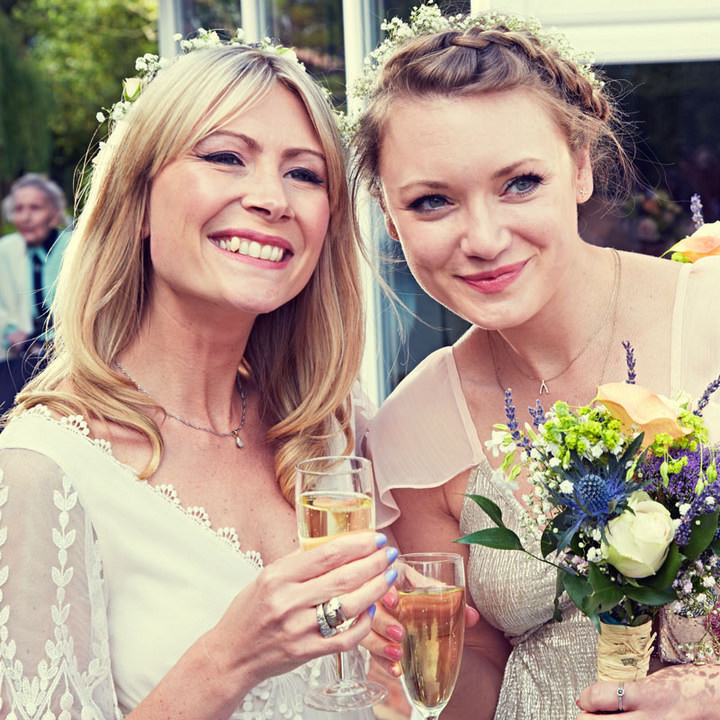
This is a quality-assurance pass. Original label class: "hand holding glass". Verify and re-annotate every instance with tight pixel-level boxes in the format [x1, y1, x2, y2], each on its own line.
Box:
[394, 553, 466, 720]
[295, 455, 387, 711]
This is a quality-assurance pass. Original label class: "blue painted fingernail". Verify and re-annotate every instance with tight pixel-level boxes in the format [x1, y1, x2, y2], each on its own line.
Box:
[369, 604, 376, 619]
[385, 568, 398, 584]
[386, 546, 399, 563]
[375, 533, 387, 548]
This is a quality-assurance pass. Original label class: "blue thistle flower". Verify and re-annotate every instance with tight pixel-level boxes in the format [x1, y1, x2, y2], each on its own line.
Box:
[541, 434, 645, 552]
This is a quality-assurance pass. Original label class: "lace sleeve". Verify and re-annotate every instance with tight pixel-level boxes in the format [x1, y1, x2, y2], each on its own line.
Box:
[0, 447, 121, 720]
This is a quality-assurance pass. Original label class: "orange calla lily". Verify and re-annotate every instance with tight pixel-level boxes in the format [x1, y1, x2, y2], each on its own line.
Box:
[666, 221, 720, 263]
[595, 382, 690, 446]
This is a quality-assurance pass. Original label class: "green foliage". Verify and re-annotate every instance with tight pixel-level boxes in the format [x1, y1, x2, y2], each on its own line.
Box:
[0, 12, 53, 193]
[4, 0, 157, 199]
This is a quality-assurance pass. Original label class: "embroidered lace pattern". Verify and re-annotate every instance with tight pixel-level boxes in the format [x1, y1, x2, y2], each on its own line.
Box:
[0, 466, 120, 720]
[24, 405, 264, 569]
[0, 410, 361, 720]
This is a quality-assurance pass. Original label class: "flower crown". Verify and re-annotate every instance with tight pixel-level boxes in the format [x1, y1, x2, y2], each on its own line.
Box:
[96, 28, 305, 128]
[348, 0, 603, 109]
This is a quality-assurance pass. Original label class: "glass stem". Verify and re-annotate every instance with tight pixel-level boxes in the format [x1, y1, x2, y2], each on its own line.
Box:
[336, 651, 350, 683]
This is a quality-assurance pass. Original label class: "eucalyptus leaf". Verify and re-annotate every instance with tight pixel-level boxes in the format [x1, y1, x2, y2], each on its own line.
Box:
[683, 509, 720, 562]
[455, 527, 524, 551]
[466, 494, 506, 528]
[623, 585, 676, 606]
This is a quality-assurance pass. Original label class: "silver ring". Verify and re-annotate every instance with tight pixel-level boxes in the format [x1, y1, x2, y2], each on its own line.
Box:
[617, 681, 625, 712]
[323, 597, 348, 629]
[315, 603, 336, 638]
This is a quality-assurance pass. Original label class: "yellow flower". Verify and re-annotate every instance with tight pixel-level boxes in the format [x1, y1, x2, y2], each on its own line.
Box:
[595, 382, 690, 447]
[666, 221, 720, 263]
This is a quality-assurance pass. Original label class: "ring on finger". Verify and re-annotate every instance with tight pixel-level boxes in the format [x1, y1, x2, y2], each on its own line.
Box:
[617, 681, 625, 712]
[323, 597, 348, 629]
[315, 603, 336, 638]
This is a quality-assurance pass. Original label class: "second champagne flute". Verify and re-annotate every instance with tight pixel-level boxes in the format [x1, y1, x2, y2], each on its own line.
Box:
[394, 552, 466, 720]
[295, 455, 388, 711]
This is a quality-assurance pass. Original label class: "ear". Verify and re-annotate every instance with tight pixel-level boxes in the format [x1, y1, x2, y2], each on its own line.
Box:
[574, 146, 594, 204]
[377, 191, 399, 241]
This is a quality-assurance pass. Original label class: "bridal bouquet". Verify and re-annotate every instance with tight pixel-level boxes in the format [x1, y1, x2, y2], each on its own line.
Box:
[458, 343, 720, 678]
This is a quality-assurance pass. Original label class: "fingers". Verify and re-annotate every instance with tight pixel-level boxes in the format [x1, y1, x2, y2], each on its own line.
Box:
[465, 604, 480, 628]
[296, 531, 389, 582]
[360, 589, 404, 677]
[576, 680, 631, 716]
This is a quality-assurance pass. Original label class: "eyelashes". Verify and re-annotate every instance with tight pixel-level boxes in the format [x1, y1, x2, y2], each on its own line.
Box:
[199, 152, 325, 185]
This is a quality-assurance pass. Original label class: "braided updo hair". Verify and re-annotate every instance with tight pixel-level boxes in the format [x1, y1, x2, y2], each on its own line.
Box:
[351, 19, 632, 202]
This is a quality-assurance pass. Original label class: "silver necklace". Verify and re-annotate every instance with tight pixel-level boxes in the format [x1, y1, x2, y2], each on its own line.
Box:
[114, 361, 247, 448]
[489, 248, 621, 395]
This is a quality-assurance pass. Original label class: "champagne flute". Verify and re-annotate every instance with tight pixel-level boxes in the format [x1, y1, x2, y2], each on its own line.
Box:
[393, 553, 466, 720]
[295, 455, 388, 711]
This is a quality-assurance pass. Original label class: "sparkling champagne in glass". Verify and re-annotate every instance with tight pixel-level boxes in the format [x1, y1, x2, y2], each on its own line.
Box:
[295, 455, 387, 711]
[394, 553, 466, 720]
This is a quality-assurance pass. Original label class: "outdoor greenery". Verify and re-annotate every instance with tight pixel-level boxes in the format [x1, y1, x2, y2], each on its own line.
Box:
[0, 0, 157, 208]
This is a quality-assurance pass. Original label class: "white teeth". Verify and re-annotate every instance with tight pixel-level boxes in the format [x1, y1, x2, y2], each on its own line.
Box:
[215, 236, 285, 263]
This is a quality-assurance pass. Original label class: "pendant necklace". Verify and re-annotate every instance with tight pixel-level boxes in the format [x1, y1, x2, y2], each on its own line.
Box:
[114, 361, 247, 448]
[489, 248, 621, 396]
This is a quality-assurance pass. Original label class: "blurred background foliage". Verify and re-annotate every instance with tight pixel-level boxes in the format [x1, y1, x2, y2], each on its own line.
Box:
[0, 0, 157, 209]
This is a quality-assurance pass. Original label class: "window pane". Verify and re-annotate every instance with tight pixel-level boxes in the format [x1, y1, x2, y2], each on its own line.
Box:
[580, 60, 720, 256]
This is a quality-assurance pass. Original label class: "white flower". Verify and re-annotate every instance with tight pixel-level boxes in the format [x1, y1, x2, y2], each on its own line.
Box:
[559, 480, 574, 494]
[587, 547, 602, 563]
[601, 491, 675, 578]
[679, 503, 692, 516]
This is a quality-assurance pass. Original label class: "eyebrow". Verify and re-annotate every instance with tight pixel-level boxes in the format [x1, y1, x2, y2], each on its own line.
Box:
[206, 131, 326, 163]
[397, 157, 544, 194]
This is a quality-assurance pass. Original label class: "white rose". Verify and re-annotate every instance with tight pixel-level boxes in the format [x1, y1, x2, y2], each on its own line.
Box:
[601, 491, 675, 578]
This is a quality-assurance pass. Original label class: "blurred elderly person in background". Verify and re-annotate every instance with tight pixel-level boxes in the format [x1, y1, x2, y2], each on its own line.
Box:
[0, 173, 72, 360]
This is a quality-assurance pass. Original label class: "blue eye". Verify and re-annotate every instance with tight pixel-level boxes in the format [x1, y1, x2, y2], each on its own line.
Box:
[287, 167, 324, 185]
[506, 173, 543, 196]
[408, 194, 449, 212]
[201, 152, 244, 166]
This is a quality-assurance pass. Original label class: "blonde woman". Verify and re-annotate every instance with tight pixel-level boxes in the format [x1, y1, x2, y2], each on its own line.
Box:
[0, 42, 397, 719]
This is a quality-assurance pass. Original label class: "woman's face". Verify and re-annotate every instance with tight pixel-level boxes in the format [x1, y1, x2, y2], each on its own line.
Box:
[377, 89, 592, 330]
[11, 186, 60, 246]
[146, 82, 330, 323]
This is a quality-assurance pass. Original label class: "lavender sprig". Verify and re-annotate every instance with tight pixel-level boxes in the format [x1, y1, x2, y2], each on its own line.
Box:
[504, 388, 531, 450]
[528, 399, 545, 430]
[622, 340, 636, 384]
[695, 374, 720, 417]
[691, 193, 705, 230]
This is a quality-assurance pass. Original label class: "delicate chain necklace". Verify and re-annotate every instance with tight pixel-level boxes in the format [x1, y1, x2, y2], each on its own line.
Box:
[114, 360, 247, 448]
[489, 248, 621, 396]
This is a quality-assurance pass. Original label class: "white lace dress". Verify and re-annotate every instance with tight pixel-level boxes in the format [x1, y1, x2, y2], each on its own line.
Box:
[0, 407, 373, 720]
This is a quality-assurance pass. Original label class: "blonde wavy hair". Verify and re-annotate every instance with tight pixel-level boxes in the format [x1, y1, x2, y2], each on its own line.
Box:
[8, 45, 364, 502]
[351, 19, 632, 204]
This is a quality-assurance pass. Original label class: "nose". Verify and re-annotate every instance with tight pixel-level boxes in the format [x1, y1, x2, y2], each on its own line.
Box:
[461, 200, 512, 260]
[240, 166, 293, 222]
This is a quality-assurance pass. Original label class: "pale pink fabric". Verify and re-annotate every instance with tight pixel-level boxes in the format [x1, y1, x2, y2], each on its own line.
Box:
[369, 254, 720, 525]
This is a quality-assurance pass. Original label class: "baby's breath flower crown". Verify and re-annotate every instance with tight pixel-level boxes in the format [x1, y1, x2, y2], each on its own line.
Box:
[348, 0, 602, 117]
[96, 28, 306, 130]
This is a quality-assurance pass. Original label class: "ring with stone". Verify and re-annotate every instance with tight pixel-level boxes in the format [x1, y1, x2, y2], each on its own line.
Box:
[322, 597, 348, 629]
[315, 602, 336, 638]
[617, 681, 625, 712]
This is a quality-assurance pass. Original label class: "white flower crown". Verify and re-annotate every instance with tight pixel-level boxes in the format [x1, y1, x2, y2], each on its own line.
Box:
[348, 1, 602, 108]
[96, 28, 306, 128]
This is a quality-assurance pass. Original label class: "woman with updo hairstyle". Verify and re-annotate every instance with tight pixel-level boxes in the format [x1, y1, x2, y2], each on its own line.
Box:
[0, 38, 399, 719]
[355, 6, 720, 719]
